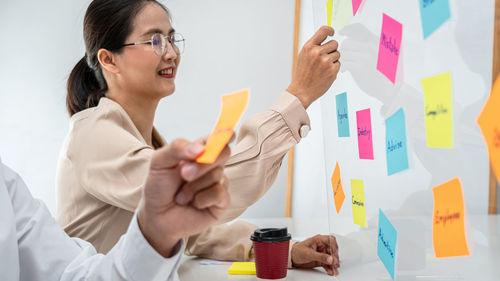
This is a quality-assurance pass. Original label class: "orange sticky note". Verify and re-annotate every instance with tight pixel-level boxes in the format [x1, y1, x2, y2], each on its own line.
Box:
[331, 162, 345, 214]
[478, 76, 500, 182]
[432, 178, 470, 258]
[196, 89, 250, 164]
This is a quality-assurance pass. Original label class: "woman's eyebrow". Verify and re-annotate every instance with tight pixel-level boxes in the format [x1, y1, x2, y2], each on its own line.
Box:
[140, 27, 175, 37]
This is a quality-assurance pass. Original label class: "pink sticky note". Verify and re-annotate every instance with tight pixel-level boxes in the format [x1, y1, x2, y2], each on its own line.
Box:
[356, 109, 374, 159]
[352, 0, 362, 16]
[376, 14, 402, 84]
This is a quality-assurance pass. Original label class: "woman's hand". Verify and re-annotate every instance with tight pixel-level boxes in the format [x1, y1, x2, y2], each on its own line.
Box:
[291, 234, 340, 276]
[137, 138, 231, 258]
[287, 26, 341, 109]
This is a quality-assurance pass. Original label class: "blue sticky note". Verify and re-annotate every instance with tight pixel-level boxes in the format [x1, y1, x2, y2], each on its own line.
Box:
[336, 92, 350, 137]
[385, 108, 409, 175]
[419, 0, 451, 39]
[377, 209, 397, 281]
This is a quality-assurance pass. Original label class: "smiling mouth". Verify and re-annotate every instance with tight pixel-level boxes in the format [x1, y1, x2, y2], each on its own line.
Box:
[158, 68, 174, 76]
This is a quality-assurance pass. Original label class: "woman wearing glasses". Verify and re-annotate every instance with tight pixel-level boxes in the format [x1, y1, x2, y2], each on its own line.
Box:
[56, 0, 342, 275]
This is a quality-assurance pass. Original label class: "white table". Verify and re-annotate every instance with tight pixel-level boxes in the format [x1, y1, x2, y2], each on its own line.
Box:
[178, 215, 500, 280]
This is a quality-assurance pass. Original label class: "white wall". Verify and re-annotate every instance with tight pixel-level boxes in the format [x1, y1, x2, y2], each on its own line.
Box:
[0, 0, 295, 218]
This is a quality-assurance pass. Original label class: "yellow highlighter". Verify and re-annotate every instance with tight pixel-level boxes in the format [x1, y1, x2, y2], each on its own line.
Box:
[228, 262, 256, 275]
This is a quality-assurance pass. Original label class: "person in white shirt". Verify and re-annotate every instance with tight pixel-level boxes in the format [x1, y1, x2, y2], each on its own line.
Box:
[0, 138, 231, 281]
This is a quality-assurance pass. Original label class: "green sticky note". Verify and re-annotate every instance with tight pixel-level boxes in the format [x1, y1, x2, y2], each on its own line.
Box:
[332, 0, 353, 31]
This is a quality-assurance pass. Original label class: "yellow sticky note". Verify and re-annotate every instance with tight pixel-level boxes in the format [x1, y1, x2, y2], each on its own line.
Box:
[332, 0, 353, 32]
[228, 262, 256, 275]
[421, 72, 454, 148]
[331, 162, 345, 214]
[196, 89, 249, 164]
[326, 0, 333, 27]
[478, 76, 500, 182]
[432, 178, 470, 258]
[351, 179, 366, 227]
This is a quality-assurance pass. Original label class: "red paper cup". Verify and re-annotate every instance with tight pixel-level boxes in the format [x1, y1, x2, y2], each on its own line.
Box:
[251, 228, 291, 280]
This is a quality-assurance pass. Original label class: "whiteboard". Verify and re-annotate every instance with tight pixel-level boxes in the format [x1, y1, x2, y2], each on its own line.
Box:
[307, 0, 493, 278]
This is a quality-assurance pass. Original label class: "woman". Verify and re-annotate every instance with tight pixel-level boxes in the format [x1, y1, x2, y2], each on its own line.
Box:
[56, 0, 342, 275]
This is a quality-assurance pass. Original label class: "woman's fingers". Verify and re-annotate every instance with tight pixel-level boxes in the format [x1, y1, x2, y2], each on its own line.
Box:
[328, 51, 341, 63]
[320, 39, 339, 54]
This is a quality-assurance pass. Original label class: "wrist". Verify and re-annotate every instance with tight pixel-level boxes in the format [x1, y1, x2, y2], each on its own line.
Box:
[137, 203, 180, 258]
[290, 242, 298, 268]
[286, 86, 311, 109]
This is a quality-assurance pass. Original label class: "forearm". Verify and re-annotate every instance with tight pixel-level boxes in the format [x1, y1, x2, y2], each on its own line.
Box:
[5, 163, 184, 281]
[221, 92, 311, 222]
[61, 214, 185, 281]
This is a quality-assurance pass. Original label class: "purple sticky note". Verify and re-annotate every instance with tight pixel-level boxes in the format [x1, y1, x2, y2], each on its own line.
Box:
[356, 109, 374, 159]
[352, 0, 362, 16]
[376, 14, 402, 84]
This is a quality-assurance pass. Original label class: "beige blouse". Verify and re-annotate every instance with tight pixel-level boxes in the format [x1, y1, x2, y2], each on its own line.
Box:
[56, 92, 310, 266]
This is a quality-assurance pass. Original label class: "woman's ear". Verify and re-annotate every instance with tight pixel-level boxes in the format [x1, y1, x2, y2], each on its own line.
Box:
[97, 49, 119, 74]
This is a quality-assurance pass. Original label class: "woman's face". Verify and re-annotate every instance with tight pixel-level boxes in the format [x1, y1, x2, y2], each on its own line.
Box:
[115, 3, 180, 99]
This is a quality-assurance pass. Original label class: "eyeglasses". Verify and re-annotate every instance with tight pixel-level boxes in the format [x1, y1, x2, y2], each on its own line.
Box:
[120, 32, 185, 56]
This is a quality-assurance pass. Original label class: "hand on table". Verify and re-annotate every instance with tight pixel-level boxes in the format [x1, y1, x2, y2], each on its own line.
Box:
[137, 138, 231, 258]
[291, 234, 340, 276]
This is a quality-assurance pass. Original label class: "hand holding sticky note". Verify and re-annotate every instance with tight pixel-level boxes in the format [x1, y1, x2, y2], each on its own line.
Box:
[196, 89, 249, 164]
[432, 178, 470, 258]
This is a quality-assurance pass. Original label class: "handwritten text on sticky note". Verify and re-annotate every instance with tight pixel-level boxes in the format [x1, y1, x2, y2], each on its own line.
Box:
[377, 13, 402, 84]
[351, 179, 366, 227]
[385, 108, 409, 175]
[336, 92, 350, 137]
[377, 209, 397, 281]
[421, 72, 453, 148]
[196, 89, 249, 164]
[331, 162, 345, 214]
[356, 109, 374, 159]
[432, 178, 470, 258]
[478, 76, 500, 182]
[419, 0, 451, 39]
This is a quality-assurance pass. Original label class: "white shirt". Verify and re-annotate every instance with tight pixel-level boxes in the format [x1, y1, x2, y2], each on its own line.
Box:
[0, 157, 185, 281]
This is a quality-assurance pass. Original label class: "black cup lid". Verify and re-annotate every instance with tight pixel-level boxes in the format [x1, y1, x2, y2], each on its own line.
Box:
[250, 227, 291, 243]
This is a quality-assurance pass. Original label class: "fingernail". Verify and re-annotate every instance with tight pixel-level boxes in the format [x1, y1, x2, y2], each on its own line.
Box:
[175, 191, 186, 204]
[183, 164, 197, 179]
[187, 143, 204, 156]
[327, 256, 333, 264]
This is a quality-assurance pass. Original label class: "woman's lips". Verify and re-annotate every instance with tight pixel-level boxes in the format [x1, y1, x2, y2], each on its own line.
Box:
[158, 67, 175, 78]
